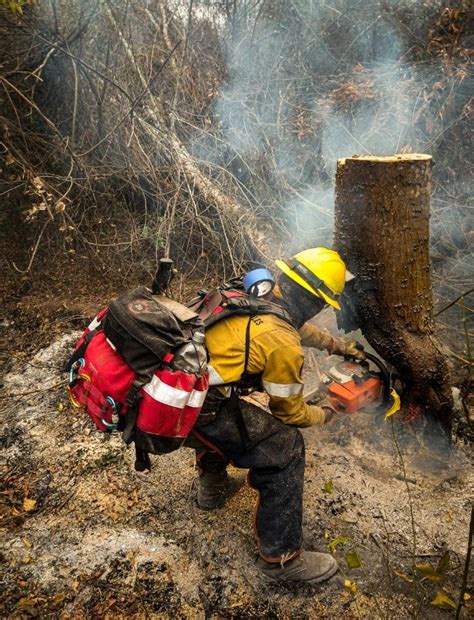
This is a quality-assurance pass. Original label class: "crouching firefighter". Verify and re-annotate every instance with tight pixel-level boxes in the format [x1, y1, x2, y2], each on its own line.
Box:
[187, 247, 365, 584]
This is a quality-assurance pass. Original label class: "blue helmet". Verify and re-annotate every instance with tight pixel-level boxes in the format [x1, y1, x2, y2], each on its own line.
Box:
[243, 268, 275, 298]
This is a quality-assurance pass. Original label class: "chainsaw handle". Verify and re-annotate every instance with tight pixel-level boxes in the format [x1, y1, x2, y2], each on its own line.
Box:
[343, 351, 391, 407]
[361, 352, 391, 407]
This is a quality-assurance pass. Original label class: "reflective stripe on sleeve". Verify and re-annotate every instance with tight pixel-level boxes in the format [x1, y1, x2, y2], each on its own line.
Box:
[143, 376, 190, 409]
[262, 380, 303, 398]
[208, 364, 226, 386]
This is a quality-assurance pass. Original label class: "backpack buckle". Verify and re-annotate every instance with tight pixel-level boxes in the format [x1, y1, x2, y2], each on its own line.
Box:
[69, 357, 85, 385]
[101, 396, 119, 431]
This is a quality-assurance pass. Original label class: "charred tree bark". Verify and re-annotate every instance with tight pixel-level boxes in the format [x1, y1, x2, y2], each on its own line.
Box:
[334, 155, 453, 427]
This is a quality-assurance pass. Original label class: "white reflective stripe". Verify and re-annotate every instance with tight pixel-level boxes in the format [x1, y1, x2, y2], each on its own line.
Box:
[88, 316, 102, 331]
[106, 338, 117, 351]
[143, 375, 190, 409]
[208, 364, 226, 386]
[262, 380, 303, 398]
[188, 388, 208, 409]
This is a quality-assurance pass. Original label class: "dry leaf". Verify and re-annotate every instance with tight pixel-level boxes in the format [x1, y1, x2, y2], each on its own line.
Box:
[17, 596, 45, 608]
[322, 480, 334, 494]
[394, 570, 414, 583]
[346, 551, 362, 569]
[436, 551, 450, 574]
[52, 593, 66, 604]
[23, 498, 37, 512]
[414, 562, 442, 582]
[344, 579, 357, 593]
[431, 590, 456, 610]
[327, 536, 351, 554]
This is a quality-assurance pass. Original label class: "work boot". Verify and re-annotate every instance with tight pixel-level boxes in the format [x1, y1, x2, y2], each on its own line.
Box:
[197, 469, 230, 510]
[257, 551, 338, 584]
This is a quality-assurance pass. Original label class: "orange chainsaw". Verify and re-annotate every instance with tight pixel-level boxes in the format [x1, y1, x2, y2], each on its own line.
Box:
[306, 352, 400, 416]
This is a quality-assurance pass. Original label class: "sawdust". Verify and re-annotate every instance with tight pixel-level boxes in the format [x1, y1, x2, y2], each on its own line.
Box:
[1, 331, 473, 618]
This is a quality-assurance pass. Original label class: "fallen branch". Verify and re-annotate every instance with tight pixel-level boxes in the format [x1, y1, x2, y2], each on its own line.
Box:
[11, 217, 51, 274]
[0, 379, 67, 400]
[446, 349, 474, 367]
[435, 288, 474, 317]
[78, 39, 182, 157]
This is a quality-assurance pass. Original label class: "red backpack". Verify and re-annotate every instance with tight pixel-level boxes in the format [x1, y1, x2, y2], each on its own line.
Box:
[66, 286, 208, 471]
[66, 277, 293, 470]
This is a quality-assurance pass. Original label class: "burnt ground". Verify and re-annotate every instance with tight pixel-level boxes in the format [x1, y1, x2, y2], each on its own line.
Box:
[0, 300, 473, 619]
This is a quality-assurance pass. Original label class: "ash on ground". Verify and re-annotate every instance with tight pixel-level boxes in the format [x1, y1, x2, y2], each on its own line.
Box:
[1, 331, 472, 619]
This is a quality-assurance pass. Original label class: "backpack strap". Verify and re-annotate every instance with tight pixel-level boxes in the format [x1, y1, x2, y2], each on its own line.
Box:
[122, 379, 145, 445]
[122, 378, 154, 471]
[232, 317, 253, 449]
[201, 289, 294, 329]
[239, 316, 253, 387]
[64, 326, 101, 373]
[228, 388, 251, 449]
[134, 447, 152, 472]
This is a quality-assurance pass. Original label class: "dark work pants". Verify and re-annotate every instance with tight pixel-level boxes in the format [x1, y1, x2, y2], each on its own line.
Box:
[191, 392, 305, 561]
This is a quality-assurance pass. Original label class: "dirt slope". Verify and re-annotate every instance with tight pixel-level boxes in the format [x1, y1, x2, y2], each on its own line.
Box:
[1, 332, 473, 618]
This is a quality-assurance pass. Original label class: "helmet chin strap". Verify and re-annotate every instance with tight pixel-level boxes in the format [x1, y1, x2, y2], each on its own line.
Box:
[278, 275, 326, 328]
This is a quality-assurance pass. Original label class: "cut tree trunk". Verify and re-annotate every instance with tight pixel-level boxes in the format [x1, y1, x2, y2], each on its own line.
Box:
[334, 155, 453, 427]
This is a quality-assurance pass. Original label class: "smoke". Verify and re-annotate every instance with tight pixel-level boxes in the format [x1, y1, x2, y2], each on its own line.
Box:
[187, 0, 472, 271]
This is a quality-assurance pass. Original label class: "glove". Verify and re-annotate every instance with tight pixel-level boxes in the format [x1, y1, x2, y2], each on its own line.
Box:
[306, 405, 326, 426]
[307, 397, 338, 426]
[333, 337, 366, 360]
[318, 397, 341, 426]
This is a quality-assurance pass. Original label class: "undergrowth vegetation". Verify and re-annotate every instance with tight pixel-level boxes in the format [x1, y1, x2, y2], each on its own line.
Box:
[0, 0, 472, 298]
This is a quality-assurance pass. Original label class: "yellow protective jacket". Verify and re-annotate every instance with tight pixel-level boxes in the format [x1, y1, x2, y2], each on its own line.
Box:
[205, 314, 340, 428]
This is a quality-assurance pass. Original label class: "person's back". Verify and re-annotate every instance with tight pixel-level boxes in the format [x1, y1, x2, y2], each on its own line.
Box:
[205, 312, 324, 427]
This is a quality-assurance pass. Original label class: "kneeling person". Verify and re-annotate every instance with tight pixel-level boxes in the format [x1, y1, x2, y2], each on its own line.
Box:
[189, 247, 364, 584]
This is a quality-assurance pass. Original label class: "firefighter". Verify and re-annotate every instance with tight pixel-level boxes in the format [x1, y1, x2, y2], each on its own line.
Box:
[190, 247, 365, 584]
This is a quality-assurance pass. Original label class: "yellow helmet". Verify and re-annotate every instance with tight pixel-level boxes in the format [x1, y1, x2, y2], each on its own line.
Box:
[275, 247, 353, 311]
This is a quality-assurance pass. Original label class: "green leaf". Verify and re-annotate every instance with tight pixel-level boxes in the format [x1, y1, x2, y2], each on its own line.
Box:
[327, 536, 351, 554]
[414, 562, 442, 582]
[322, 480, 333, 494]
[346, 551, 362, 569]
[436, 551, 450, 575]
[431, 591, 456, 610]
[393, 570, 414, 583]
